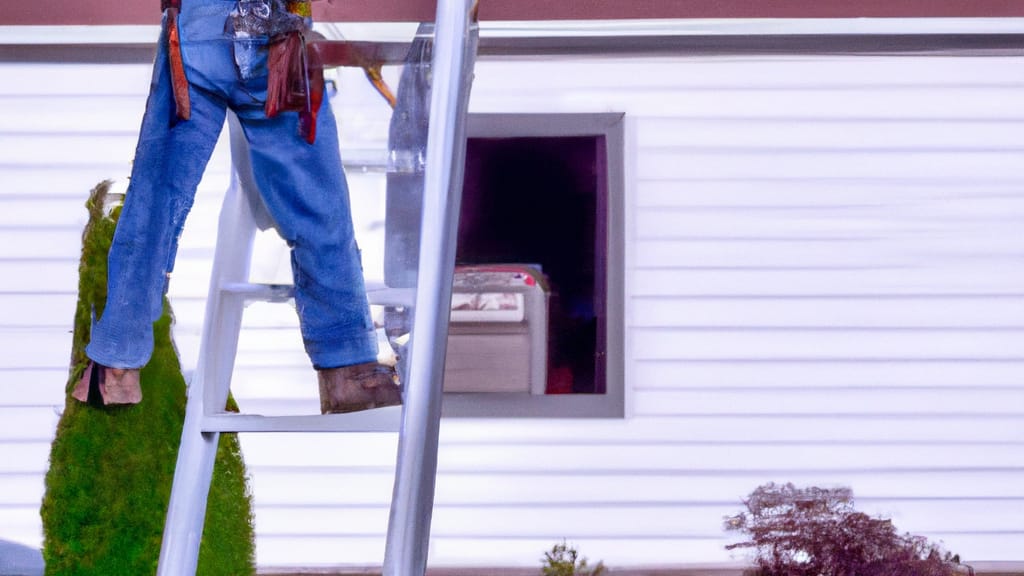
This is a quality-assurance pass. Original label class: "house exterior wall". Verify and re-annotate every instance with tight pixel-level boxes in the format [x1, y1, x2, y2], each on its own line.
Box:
[1, 46, 1022, 569]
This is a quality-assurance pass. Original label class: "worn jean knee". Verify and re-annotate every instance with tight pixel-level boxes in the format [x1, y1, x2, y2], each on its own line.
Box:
[240, 98, 378, 368]
[87, 3, 229, 369]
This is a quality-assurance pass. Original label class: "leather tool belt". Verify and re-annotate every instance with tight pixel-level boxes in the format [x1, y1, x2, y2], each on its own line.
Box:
[163, 0, 191, 121]
[160, 0, 322, 143]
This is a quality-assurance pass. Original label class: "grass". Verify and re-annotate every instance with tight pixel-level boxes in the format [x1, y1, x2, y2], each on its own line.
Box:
[40, 180, 255, 575]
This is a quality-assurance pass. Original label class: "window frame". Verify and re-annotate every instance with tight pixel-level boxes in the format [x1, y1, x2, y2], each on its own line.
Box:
[441, 112, 626, 419]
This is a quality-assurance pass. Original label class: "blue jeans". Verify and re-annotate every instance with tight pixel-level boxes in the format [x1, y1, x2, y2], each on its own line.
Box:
[86, 0, 378, 371]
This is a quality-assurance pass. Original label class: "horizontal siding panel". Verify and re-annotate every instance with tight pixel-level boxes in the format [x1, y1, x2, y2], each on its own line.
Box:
[442, 445, 1024, 474]
[236, 326, 328, 354]
[474, 58, 1024, 92]
[638, 180, 1024, 208]
[630, 388, 1024, 416]
[638, 150, 1023, 181]
[1, 133, 233, 168]
[230, 398, 324, 418]
[237, 440, 1024, 472]
[0, 169, 132, 198]
[443, 415, 1024, 445]
[631, 297, 1024, 328]
[862, 499, 1024, 534]
[0, 407, 60, 442]
[0, 64, 154, 97]
[238, 434, 399, 468]
[164, 298, 208, 331]
[435, 500, 1024, 536]
[0, 229, 83, 260]
[570, 88, 1024, 120]
[0, 507, 44, 547]
[0, 262, 79, 294]
[253, 535, 386, 567]
[256, 506, 390, 536]
[0, 165, 229, 201]
[632, 328, 1024, 361]
[914, 539, 1024, 563]
[182, 299, 300, 331]
[250, 470, 1024, 507]
[631, 360, 1024, 390]
[252, 501, 1024, 538]
[0, 442, 51, 474]
[472, 415, 1024, 445]
[472, 67, 1024, 119]
[0, 294, 76, 326]
[636, 118, 1024, 149]
[631, 240, 910, 267]
[630, 268, 1024, 296]
[255, 503, 722, 538]
[0, 132, 137, 167]
[0, 369, 67, 405]
[0, 93, 146, 131]
[0, 97, 145, 133]
[0, 168, 234, 196]
[0, 474, 46, 507]
[0, 168, 136, 199]
[633, 238, 1024, 267]
[426, 537, 729, 568]
[634, 204, 1024, 240]
[0, 330, 73, 368]
[229, 375, 325, 406]
[233, 413, 1024, 445]
[0, 199, 90, 228]
[233, 348, 314, 370]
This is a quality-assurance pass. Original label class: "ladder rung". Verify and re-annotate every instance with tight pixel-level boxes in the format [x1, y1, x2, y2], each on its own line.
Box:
[221, 281, 415, 307]
[368, 285, 416, 307]
[221, 282, 293, 301]
[200, 407, 402, 433]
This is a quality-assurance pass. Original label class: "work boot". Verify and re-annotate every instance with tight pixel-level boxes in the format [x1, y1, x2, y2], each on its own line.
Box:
[71, 361, 142, 408]
[318, 361, 402, 414]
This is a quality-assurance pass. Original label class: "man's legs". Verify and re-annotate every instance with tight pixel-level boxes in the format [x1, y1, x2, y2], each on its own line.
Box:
[236, 95, 400, 412]
[77, 0, 398, 411]
[76, 10, 228, 406]
[237, 101, 376, 368]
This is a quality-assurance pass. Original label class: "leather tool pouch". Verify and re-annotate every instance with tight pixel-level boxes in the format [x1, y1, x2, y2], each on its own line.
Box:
[163, 0, 191, 121]
[266, 31, 308, 117]
[226, 0, 322, 142]
[266, 29, 325, 144]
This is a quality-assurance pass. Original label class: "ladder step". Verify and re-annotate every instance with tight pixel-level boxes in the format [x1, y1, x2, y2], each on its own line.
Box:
[221, 281, 415, 307]
[222, 282, 293, 302]
[200, 407, 402, 433]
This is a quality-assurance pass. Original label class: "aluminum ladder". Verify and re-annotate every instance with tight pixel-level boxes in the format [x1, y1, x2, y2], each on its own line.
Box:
[156, 1, 478, 573]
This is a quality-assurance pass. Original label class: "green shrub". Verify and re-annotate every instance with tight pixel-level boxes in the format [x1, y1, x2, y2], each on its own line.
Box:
[725, 482, 961, 576]
[40, 180, 255, 575]
[541, 541, 605, 576]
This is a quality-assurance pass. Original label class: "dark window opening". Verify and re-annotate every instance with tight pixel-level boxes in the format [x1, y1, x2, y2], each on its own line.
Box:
[457, 135, 608, 395]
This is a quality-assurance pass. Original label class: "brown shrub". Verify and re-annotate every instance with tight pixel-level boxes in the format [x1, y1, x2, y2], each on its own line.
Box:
[724, 483, 960, 576]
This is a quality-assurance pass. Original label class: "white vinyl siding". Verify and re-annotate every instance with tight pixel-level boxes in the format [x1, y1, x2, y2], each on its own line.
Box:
[1, 48, 1022, 568]
[0, 62, 233, 552]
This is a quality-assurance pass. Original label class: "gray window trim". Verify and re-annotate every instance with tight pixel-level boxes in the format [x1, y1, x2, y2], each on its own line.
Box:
[442, 112, 626, 419]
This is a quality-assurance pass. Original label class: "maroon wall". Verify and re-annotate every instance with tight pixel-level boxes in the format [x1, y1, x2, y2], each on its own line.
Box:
[2, 0, 1024, 26]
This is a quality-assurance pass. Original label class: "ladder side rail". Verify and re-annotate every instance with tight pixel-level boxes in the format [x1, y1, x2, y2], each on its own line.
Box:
[383, 1, 479, 574]
[205, 115, 263, 414]
[157, 114, 260, 576]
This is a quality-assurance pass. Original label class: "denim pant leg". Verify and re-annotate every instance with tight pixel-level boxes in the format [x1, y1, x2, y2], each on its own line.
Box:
[238, 99, 378, 369]
[86, 14, 227, 369]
